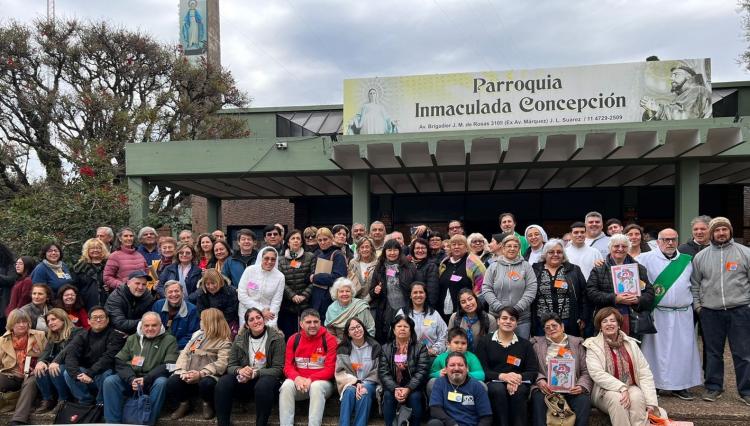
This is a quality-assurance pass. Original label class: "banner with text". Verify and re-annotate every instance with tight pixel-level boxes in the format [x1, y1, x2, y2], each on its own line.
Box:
[343, 58, 711, 135]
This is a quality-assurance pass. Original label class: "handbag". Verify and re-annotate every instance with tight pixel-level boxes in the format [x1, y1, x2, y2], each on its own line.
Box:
[122, 384, 152, 425]
[545, 393, 576, 426]
[54, 401, 104, 424]
[629, 307, 657, 336]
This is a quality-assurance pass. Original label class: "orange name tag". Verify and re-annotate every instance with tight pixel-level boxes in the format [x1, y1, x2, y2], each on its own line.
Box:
[311, 353, 321, 362]
[290, 260, 301, 268]
[507, 271, 521, 281]
[351, 362, 362, 371]
[131, 356, 145, 367]
[726, 262, 738, 271]
[554, 279, 567, 289]
[557, 347, 569, 357]
[506, 355, 521, 366]
[255, 351, 266, 361]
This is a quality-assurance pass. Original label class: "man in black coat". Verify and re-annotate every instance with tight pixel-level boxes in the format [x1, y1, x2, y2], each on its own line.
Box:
[104, 270, 154, 334]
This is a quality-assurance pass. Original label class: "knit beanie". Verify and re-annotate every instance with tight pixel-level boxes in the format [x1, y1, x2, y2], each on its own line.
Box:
[708, 217, 733, 239]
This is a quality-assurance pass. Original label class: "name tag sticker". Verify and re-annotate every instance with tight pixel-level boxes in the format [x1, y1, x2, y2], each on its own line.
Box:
[727, 262, 738, 271]
[557, 347, 570, 357]
[386, 269, 396, 277]
[554, 280, 567, 289]
[506, 355, 521, 366]
[290, 260, 301, 268]
[255, 351, 266, 361]
[131, 356, 145, 367]
[507, 271, 521, 281]
[247, 281, 259, 290]
[447, 391, 463, 402]
[351, 362, 362, 371]
[423, 319, 434, 326]
[449, 274, 462, 282]
[394, 354, 407, 363]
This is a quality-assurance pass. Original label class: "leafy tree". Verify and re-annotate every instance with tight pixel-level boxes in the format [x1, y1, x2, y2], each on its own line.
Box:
[0, 19, 250, 256]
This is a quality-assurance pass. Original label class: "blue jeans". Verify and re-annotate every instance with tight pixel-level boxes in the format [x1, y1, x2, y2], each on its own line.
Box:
[36, 364, 70, 401]
[382, 388, 423, 426]
[102, 375, 168, 425]
[339, 382, 377, 426]
[64, 369, 112, 404]
[700, 305, 750, 396]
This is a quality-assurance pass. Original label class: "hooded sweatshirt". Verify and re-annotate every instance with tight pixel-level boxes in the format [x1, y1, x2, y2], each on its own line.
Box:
[115, 320, 178, 385]
[691, 237, 750, 310]
[283, 326, 337, 382]
[238, 247, 285, 327]
[481, 255, 537, 322]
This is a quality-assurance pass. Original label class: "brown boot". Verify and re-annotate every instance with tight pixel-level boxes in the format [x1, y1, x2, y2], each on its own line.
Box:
[35, 399, 56, 414]
[170, 401, 191, 420]
[202, 401, 215, 419]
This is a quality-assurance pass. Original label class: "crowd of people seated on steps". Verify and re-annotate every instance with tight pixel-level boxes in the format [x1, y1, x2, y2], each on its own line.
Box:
[0, 210, 745, 425]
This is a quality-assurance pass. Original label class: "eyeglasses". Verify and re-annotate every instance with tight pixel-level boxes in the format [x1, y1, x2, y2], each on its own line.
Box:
[448, 226, 462, 230]
[266, 232, 279, 237]
[658, 238, 677, 243]
[90, 315, 107, 321]
[348, 325, 363, 332]
[544, 323, 561, 331]
[304, 235, 316, 240]
[547, 250, 563, 255]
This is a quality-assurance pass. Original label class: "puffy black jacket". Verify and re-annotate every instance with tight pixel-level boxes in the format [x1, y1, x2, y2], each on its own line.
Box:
[104, 284, 154, 335]
[413, 259, 439, 308]
[64, 325, 127, 378]
[278, 250, 315, 314]
[378, 340, 430, 392]
[586, 256, 654, 314]
[71, 261, 107, 309]
[191, 284, 239, 325]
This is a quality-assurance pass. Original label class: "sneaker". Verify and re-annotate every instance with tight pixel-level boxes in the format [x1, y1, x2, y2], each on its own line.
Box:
[703, 389, 724, 402]
[673, 389, 695, 401]
[741, 395, 750, 407]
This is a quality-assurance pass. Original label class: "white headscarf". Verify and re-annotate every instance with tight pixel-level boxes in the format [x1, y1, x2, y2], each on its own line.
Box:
[253, 246, 280, 271]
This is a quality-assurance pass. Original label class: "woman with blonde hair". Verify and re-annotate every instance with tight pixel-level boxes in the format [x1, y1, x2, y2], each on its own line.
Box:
[0, 309, 47, 424]
[71, 238, 110, 309]
[167, 307, 232, 420]
[33, 308, 83, 413]
[190, 269, 239, 334]
[347, 236, 378, 301]
[438, 234, 486, 319]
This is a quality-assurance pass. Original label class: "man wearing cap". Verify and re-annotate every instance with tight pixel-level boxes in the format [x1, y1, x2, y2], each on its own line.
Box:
[640, 64, 711, 121]
[691, 217, 750, 404]
[105, 270, 155, 335]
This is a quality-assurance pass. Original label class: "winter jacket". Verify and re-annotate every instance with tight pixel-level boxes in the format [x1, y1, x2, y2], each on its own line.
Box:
[311, 246, 348, 288]
[105, 283, 155, 335]
[283, 327, 338, 382]
[65, 325, 127, 378]
[71, 260, 108, 309]
[5, 276, 32, 317]
[378, 340, 431, 392]
[335, 336, 381, 394]
[585, 256, 654, 314]
[30, 261, 73, 294]
[103, 247, 147, 290]
[414, 259, 440, 308]
[369, 261, 417, 342]
[0, 329, 46, 377]
[156, 262, 202, 297]
[530, 261, 587, 333]
[190, 282, 239, 326]
[152, 298, 200, 349]
[227, 326, 286, 379]
[530, 334, 592, 393]
[481, 256, 538, 322]
[583, 332, 657, 407]
[278, 250, 315, 314]
[238, 264, 285, 328]
[678, 240, 708, 258]
[691, 239, 750, 310]
[347, 258, 377, 301]
[39, 326, 84, 365]
[137, 245, 160, 267]
[438, 253, 487, 315]
[173, 329, 231, 381]
[20, 302, 50, 331]
[115, 321, 178, 387]
[222, 254, 255, 288]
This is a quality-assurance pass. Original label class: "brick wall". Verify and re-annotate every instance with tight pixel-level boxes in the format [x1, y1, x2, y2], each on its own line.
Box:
[191, 195, 295, 233]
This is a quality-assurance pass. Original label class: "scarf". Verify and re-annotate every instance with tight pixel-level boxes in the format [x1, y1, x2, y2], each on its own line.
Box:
[12, 334, 29, 376]
[325, 298, 369, 331]
[285, 247, 304, 260]
[604, 331, 636, 386]
[43, 259, 65, 278]
[462, 314, 479, 349]
[395, 340, 409, 385]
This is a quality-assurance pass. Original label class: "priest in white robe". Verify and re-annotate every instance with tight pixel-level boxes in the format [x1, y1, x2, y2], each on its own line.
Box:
[637, 228, 702, 400]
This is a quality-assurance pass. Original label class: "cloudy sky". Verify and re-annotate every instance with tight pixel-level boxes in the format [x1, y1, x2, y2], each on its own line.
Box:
[4, 0, 749, 107]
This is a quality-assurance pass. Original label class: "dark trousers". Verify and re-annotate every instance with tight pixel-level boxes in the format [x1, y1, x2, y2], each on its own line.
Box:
[166, 374, 217, 404]
[487, 381, 529, 426]
[278, 309, 300, 339]
[700, 305, 750, 396]
[215, 373, 280, 426]
[310, 287, 332, 319]
[0, 373, 37, 423]
[530, 389, 591, 426]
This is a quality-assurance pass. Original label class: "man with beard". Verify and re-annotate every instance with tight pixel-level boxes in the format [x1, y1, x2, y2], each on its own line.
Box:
[640, 64, 711, 120]
[428, 351, 492, 426]
[498, 213, 529, 255]
[151, 281, 199, 349]
[691, 217, 750, 405]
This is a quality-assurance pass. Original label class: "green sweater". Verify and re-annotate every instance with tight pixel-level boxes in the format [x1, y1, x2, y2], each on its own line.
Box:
[429, 350, 485, 381]
[115, 330, 178, 383]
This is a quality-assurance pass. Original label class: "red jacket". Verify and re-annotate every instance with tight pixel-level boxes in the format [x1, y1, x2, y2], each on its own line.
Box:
[283, 327, 337, 382]
[5, 277, 32, 317]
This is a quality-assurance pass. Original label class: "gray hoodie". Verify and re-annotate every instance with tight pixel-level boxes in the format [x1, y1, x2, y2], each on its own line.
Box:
[690, 239, 750, 310]
[480, 256, 537, 322]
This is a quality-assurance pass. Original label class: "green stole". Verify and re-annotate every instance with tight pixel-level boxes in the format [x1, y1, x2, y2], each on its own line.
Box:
[652, 253, 692, 307]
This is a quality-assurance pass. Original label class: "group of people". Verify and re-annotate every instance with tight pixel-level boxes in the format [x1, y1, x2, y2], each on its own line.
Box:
[0, 210, 745, 426]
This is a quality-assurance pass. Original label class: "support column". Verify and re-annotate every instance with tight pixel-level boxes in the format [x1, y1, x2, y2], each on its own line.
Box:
[675, 159, 700, 239]
[127, 177, 149, 227]
[206, 197, 222, 232]
[352, 172, 371, 226]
